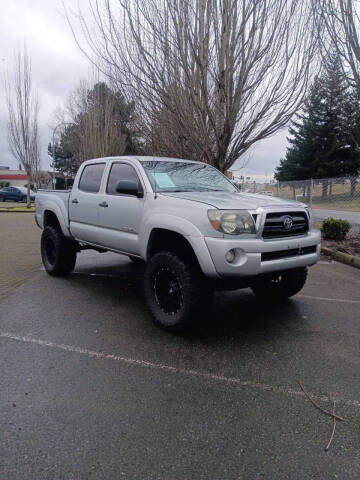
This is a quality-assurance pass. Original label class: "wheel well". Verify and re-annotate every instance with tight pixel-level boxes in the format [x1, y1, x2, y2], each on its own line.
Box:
[147, 229, 199, 267]
[43, 210, 61, 231]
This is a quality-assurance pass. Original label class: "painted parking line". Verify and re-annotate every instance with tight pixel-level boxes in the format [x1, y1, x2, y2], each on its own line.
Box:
[70, 273, 360, 304]
[297, 295, 360, 305]
[1, 331, 359, 410]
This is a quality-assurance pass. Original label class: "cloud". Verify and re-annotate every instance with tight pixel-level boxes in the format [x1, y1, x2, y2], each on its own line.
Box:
[0, 0, 89, 169]
[0, 0, 287, 174]
[232, 130, 288, 174]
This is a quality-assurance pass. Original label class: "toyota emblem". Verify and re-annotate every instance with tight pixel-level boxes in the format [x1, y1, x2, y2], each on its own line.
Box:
[282, 215, 293, 230]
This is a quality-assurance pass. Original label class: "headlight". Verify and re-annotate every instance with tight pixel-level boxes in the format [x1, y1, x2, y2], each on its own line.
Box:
[207, 210, 256, 235]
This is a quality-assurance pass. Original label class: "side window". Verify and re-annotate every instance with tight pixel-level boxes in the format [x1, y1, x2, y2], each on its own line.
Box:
[107, 163, 141, 195]
[79, 163, 105, 193]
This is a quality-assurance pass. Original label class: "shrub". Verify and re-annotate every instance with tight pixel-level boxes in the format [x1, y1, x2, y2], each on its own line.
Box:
[321, 217, 351, 241]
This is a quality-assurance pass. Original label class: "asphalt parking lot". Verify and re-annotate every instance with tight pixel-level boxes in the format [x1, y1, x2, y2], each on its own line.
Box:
[1, 227, 360, 478]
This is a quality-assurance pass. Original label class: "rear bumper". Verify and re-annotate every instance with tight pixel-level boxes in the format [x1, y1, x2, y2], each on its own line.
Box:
[204, 229, 321, 278]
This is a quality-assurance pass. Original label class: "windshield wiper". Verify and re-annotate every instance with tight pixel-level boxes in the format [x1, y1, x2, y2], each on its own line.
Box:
[198, 188, 225, 192]
[160, 189, 186, 192]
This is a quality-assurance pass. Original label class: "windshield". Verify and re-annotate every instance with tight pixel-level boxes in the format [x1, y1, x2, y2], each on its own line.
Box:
[141, 161, 236, 193]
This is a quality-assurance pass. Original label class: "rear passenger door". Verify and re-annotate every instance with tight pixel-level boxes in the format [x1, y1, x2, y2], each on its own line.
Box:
[97, 162, 145, 255]
[69, 162, 106, 244]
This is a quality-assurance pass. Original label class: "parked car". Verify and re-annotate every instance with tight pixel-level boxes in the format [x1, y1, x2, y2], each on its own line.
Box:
[0, 186, 36, 202]
[258, 191, 274, 196]
[35, 156, 320, 332]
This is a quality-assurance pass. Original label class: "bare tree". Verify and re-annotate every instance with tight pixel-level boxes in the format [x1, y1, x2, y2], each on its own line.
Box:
[6, 46, 40, 206]
[313, 0, 360, 93]
[67, 0, 318, 171]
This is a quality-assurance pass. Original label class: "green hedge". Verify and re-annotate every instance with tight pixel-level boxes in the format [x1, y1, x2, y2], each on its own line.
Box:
[321, 217, 351, 241]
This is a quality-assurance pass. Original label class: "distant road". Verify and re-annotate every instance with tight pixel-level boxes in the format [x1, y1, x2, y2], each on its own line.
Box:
[313, 208, 360, 231]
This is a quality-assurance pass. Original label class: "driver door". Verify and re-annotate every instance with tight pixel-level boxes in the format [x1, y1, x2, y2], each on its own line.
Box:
[97, 161, 145, 255]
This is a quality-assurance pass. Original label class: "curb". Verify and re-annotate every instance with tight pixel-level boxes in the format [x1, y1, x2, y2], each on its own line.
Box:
[0, 209, 35, 213]
[321, 246, 360, 269]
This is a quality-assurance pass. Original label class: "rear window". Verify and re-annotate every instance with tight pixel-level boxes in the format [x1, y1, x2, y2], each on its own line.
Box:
[79, 163, 105, 193]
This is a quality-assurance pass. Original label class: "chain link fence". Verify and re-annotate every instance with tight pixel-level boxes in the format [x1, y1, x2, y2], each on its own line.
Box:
[244, 176, 360, 233]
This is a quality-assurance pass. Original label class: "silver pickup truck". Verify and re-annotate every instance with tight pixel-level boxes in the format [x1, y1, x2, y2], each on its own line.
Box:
[35, 156, 321, 331]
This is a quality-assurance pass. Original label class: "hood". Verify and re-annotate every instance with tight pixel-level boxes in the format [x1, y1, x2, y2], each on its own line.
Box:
[161, 191, 305, 210]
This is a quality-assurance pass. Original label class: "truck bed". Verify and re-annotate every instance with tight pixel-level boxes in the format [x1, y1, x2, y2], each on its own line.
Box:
[35, 190, 71, 236]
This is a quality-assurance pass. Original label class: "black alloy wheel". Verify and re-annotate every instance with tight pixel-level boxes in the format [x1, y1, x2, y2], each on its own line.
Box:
[144, 251, 212, 332]
[154, 265, 183, 315]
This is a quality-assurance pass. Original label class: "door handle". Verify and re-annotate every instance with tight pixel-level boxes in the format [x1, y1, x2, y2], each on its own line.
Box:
[71, 198, 79, 204]
[99, 201, 108, 207]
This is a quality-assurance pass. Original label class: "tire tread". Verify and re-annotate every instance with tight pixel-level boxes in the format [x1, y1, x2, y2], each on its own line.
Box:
[144, 251, 211, 332]
[41, 226, 77, 277]
[252, 267, 308, 300]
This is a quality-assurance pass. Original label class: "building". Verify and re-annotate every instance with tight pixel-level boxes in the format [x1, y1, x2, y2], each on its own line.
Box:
[0, 168, 56, 189]
[0, 168, 28, 187]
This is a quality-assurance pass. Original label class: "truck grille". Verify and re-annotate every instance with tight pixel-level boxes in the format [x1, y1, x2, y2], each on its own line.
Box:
[261, 245, 317, 262]
[262, 211, 309, 238]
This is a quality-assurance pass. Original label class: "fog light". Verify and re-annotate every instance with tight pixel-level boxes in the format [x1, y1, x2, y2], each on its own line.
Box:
[225, 249, 236, 263]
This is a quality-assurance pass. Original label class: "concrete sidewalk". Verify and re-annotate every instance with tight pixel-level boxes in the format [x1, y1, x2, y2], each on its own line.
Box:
[0, 213, 41, 302]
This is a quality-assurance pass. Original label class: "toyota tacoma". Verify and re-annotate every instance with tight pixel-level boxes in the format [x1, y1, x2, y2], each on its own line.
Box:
[35, 156, 321, 331]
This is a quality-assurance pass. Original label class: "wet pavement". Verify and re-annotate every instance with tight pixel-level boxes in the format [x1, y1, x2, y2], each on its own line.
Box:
[1, 247, 360, 479]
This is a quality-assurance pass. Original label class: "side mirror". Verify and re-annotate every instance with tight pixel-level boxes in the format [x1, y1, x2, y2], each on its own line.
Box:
[115, 180, 143, 198]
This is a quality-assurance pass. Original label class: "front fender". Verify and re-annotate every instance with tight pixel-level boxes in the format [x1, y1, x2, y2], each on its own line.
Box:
[140, 213, 202, 256]
[139, 214, 219, 277]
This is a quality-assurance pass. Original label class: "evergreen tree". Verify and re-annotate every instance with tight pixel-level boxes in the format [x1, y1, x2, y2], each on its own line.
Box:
[275, 57, 360, 185]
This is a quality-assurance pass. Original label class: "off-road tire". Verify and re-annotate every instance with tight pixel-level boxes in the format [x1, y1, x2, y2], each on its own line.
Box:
[41, 226, 77, 277]
[251, 267, 308, 301]
[144, 251, 212, 332]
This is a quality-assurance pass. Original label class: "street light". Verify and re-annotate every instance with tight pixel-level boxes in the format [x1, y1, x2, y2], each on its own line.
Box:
[51, 122, 73, 190]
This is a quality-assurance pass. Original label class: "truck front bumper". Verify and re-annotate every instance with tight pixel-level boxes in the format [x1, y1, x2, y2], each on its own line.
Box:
[204, 229, 321, 278]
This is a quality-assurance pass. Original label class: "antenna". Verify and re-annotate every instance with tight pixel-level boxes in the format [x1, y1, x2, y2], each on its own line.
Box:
[153, 158, 158, 199]
[154, 173, 157, 199]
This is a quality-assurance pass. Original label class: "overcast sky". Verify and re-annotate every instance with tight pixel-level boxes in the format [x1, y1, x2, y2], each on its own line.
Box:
[0, 0, 288, 177]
